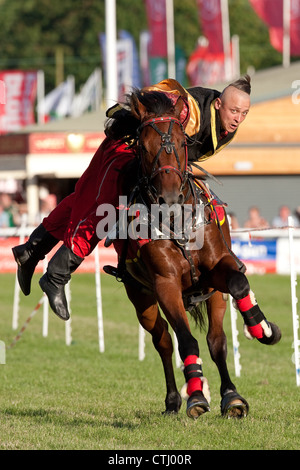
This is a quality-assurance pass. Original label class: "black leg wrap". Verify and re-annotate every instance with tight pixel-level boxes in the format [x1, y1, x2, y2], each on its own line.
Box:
[184, 363, 203, 382]
[241, 304, 266, 327]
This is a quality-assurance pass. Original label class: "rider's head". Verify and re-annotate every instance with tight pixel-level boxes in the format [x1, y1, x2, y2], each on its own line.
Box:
[215, 75, 251, 134]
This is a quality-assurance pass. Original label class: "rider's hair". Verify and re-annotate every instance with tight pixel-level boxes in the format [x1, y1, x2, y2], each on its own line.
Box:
[222, 74, 251, 96]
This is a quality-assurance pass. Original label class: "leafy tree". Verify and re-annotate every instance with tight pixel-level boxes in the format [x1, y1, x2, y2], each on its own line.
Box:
[0, 0, 293, 94]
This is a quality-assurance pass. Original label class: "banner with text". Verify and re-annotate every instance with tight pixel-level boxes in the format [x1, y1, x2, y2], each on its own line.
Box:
[0, 70, 37, 134]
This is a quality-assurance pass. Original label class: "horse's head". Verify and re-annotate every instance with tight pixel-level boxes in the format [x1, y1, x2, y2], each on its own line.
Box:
[130, 90, 189, 208]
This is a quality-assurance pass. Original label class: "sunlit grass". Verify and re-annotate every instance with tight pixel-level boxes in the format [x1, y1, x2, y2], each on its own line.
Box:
[0, 273, 299, 450]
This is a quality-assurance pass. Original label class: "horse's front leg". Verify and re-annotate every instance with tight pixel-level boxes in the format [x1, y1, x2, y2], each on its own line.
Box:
[154, 275, 210, 419]
[209, 255, 281, 346]
[206, 290, 249, 418]
[124, 283, 182, 414]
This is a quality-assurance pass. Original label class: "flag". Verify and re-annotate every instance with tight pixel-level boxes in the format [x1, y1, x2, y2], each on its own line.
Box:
[188, 0, 234, 85]
[119, 31, 142, 88]
[249, 0, 300, 56]
[100, 32, 139, 101]
[37, 76, 74, 121]
[0, 70, 37, 134]
[0, 80, 5, 105]
[144, 0, 168, 83]
[71, 69, 101, 117]
[196, 0, 224, 54]
[144, 0, 167, 57]
[187, 41, 229, 86]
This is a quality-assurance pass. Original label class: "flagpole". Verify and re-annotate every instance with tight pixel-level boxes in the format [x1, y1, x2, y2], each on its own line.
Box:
[166, 0, 176, 79]
[220, 0, 232, 81]
[105, 0, 118, 107]
[283, 0, 291, 68]
[37, 70, 45, 124]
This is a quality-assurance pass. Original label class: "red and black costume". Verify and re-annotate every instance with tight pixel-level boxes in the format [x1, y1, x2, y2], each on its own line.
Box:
[12, 79, 238, 321]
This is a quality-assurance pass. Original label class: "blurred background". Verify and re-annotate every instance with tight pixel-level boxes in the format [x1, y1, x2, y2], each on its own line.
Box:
[0, 0, 299, 275]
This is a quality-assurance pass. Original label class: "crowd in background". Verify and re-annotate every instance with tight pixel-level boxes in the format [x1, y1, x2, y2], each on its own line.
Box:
[0, 192, 57, 229]
[0, 191, 300, 231]
[229, 205, 300, 230]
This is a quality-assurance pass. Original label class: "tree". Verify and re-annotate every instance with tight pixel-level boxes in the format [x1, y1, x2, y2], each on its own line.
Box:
[0, 0, 290, 94]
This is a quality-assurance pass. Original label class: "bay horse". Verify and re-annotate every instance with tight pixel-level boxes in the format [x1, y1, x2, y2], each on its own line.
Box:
[104, 90, 281, 419]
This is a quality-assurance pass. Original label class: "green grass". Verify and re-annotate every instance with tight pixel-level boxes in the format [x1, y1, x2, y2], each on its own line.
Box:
[0, 273, 299, 450]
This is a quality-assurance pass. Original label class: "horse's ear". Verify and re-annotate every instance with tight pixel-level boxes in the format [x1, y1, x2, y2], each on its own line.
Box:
[174, 95, 187, 121]
[130, 94, 147, 121]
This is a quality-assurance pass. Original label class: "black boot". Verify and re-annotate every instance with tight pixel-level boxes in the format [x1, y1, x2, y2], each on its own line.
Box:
[39, 245, 83, 321]
[12, 224, 58, 296]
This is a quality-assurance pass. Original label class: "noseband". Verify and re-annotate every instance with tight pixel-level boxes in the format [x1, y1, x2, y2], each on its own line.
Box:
[137, 116, 189, 203]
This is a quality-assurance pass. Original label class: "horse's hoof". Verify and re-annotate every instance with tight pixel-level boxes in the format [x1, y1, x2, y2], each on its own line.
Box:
[221, 389, 249, 419]
[186, 392, 210, 420]
[258, 322, 281, 346]
[164, 391, 182, 415]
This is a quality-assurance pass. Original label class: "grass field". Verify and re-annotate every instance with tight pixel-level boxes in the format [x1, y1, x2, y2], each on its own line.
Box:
[0, 272, 299, 451]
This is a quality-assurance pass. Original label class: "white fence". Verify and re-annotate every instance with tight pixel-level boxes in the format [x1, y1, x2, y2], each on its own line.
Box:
[0, 218, 299, 385]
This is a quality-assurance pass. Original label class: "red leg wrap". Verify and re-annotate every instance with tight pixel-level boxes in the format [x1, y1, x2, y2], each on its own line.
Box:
[184, 355, 203, 396]
[236, 293, 265, 339]
[236, 294, 254, 312]
[247, 324, 264, 339]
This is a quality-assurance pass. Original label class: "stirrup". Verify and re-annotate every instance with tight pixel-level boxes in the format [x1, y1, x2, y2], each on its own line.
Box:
[103, 265, 123, 281]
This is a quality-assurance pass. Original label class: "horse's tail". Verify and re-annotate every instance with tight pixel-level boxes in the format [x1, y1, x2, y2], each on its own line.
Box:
[188, 301, 207, 332]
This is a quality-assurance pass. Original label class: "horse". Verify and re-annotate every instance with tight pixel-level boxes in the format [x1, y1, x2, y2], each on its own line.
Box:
[104, 89, 281, 419]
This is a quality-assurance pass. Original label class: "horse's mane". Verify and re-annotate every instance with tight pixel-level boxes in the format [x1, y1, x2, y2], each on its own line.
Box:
[132, 89, 175, 116]
[105, 90, 175, 143]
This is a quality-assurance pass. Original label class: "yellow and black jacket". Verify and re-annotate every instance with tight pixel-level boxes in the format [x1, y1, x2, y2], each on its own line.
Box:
[106, 78, 237, 164]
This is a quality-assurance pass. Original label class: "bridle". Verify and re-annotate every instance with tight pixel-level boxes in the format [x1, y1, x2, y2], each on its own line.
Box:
[136, 116, 189, 204]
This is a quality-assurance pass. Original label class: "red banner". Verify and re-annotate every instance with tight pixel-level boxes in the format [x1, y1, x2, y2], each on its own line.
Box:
[187, 45, 227, 86]
[0, 80, 5, 105]
[250, 0, 300, 56]
[188, 0, 235, 85]
[0, 70, 37, 134]
[144, 0, 167, 57]
[0, 238, 117, 273]
[196, 0, 224, 54]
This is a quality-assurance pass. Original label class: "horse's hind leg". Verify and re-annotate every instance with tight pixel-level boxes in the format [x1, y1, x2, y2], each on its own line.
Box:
[206, 291, 249, 418]
[125, 284, 182, 414]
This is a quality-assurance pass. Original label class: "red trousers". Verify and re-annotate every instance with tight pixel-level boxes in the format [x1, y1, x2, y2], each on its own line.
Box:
[42, 138, 136, 258]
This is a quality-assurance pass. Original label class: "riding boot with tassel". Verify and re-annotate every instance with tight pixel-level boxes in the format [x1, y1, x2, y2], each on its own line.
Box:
[12, 224, 59, 296]
[39, 245, 83, 321]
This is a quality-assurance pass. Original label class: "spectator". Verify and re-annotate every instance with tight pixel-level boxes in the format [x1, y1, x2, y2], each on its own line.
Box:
[228, 212, 240, 229]
[244, 206, 269, 229]
[37, 194, 57, 224]
[0, 193, 17, 227]
[272, 205, 299, 228]
[0, 202, 10, 227]
[294, 206, 300, 225]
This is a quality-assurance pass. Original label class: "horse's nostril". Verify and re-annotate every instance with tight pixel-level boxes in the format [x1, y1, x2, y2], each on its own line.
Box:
[178, 193, 184, 205]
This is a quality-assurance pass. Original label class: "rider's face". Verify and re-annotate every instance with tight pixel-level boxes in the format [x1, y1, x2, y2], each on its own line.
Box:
[215, 87, 250, 133]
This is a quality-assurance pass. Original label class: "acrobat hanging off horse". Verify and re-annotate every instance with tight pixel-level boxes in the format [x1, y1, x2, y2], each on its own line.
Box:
[12, 76, 282, 419]
[12, 76, 251, 322]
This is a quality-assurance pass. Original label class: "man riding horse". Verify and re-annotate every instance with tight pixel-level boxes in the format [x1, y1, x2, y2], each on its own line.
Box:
[12, 76, 251, 321]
